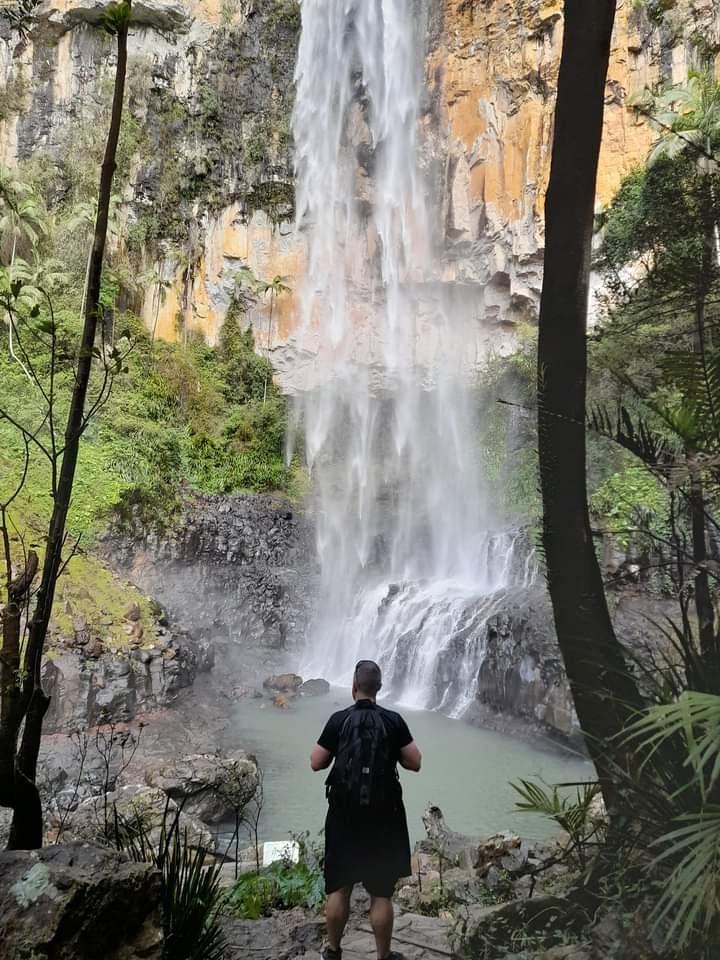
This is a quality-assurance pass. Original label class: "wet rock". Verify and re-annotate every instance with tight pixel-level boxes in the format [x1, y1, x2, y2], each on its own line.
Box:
[300, 678, 330, 697]
[62, 785, 215, 851]
[264, 672, 303, 693]
[232, 685, 263, 699]
[0, 842, 162, 959]
[147, 753, 258, 824]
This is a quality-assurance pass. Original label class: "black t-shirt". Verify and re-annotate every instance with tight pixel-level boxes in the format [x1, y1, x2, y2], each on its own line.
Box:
[317, 699, 413, 768]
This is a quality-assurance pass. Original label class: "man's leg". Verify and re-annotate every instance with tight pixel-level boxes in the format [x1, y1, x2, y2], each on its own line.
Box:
[369, 895, 394, 960]
[326, 886, 352, 952]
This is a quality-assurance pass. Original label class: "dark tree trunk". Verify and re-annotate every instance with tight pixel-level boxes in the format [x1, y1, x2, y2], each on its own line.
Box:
[537, 0, 644, 803]
[6, 5, 131, 849]
[690, 200, 717, 675]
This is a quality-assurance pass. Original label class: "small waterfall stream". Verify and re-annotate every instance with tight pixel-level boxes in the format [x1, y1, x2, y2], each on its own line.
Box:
[291, 0, 533, 712]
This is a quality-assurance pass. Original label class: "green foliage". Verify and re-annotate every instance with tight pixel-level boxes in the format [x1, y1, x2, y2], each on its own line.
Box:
[622, 693, 720, 948]
[629, 0, 677, 25]
[118, 813, 226, 960]
[0, 67, 30, 123]
[267, 0, 301, 33]
[222, 860, 325, 919]
[475, 326, 541, 529]
[590, 465, 669, 550]
[642, 71, 720, 165]
[1, 0, 42, 39]
[101, 1, 131, 35]
[218, 310, 271, 404]
[512, 780, 605, 872]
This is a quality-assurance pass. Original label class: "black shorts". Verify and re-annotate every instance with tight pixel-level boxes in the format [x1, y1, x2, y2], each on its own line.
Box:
[323, 799, 411, 899]
[327, 872, 397, 899]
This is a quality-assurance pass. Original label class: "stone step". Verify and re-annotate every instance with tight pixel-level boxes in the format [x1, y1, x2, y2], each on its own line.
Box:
[222, 910, 455, 960]
[290, 914, 455, 960]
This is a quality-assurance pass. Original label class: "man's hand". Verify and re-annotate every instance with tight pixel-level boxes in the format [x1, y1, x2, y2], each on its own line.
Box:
[399, 741, 422, 772]
[310, 743, 333, 771]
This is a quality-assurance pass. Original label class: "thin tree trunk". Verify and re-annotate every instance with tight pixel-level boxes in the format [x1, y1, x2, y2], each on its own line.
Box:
[0, 546, 38, 816]
[690, 205, 717, 672]
[263, 291, 274, 404]
[7, 4, 131, 849]
[7, 234, 33, 383]
[537, 0, 644, 805]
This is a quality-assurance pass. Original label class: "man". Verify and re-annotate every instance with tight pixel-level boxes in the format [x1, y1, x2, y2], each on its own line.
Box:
[310, 660, 422, 960]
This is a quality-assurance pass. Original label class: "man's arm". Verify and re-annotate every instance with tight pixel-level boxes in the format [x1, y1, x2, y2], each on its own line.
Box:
[310, 744, 333, 771]
[399, 740, 422, 772]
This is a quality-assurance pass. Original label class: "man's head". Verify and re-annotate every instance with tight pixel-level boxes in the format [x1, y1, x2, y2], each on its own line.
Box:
[352, 659, 382, 700]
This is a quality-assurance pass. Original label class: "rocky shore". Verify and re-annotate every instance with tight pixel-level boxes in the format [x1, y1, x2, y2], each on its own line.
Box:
[0, 803, 623, 960]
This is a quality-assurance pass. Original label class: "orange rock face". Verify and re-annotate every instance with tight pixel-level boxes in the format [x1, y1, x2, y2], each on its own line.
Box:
[168, 0, 712, 361]
[3, 1, 715, 360]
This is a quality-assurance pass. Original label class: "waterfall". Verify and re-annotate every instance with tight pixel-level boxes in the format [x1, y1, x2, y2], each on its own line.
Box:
[290, 0, 532, 713]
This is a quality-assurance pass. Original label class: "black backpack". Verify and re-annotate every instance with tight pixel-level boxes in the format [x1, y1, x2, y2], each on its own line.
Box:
[327, 705, 397, 811]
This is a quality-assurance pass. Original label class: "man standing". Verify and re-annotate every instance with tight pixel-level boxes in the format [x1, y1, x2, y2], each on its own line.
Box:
[310, 660, 422, 960]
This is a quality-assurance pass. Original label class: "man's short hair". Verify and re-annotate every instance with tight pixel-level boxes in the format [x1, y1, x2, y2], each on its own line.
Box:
[354, 659, 382, 696]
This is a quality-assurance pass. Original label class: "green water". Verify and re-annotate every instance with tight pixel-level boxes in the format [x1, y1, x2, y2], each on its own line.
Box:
[230, 690, 593, 843]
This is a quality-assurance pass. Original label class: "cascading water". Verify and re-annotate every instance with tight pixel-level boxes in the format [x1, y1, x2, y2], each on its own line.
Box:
[290, 0, 534, 715]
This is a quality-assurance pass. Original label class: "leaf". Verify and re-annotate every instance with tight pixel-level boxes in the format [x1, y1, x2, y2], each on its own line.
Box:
[101, 0, 131, 35]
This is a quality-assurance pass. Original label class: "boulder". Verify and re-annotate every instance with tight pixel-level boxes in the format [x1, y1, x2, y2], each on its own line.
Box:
[0, 842, 162, 959]
[463, 896, 589, 958]
[263, 673, 303, 693]
[62, 785, 215, 851]
[418, 804, 478, 868]
[300, 678, 330, 696]
[147, 753, 258, 824]
[475, 831, 525, 875]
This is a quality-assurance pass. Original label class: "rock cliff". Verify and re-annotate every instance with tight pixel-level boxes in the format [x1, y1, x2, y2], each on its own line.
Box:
[3, 1, 718, 382]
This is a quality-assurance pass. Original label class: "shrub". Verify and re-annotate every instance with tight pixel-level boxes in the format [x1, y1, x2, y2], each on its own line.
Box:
[118, 810, 226, 960]
[222, 860, 325, 919]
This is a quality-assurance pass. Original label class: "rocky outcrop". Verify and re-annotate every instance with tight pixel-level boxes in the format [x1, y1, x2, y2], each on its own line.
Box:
[102, 493, 316, 654]
[299, 678, 330, 697]
[263, 672, 303, 693]
[473, 604, 579, 744]
[424, 0, 720, 331]
[0, 0, 301, 353]
[59, 784, 215, 850]
[0, 842, 163, 960]
[41, 628, 213, 732]
[146, 751, 258, 823]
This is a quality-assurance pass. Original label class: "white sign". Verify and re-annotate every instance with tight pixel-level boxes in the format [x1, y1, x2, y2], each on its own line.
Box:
[262, 840, 300, 868]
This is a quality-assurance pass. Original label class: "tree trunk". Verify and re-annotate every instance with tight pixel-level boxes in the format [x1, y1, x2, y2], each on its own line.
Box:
[537, 0, 644, 804]
[0, 550, 38, 816]
[690, 198, 717, 675]
[7, 5, 131, 849]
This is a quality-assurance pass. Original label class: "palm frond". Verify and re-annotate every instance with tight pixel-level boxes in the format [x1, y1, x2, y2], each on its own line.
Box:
[651, 806, 720, 947]
[623, 692, 720, 798]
